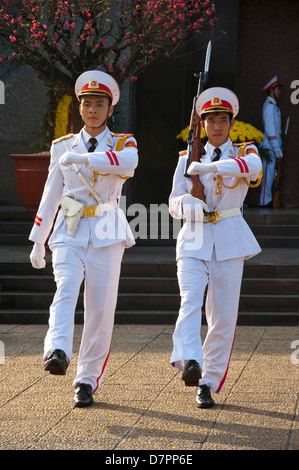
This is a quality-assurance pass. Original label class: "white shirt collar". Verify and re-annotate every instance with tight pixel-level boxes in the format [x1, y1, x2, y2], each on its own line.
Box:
[82, 127, 109, 148]
[206, 138, 231, 156]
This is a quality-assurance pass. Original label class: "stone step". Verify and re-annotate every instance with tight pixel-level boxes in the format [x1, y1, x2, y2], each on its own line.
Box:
[243, 209, 299, 225]
[1, 239, 299, 325]
[0, 221, 33, 234]
[2, 221, 299, 236]
[0, 206, 32, 222]
[1, 233, 299, 249]
[1, 250, 299, 278]
[1, 208, 299, 248]
[1, 206, 298, 224]
[1, 290, 299, 312]
[1, 275, 299, 295]
[134, 236, 299, 248]
[0, 308, 297, 326]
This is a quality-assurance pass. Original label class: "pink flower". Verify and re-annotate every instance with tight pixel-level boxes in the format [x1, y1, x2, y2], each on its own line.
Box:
[9, 35, 16, 42]
[130, 75, 138, 82]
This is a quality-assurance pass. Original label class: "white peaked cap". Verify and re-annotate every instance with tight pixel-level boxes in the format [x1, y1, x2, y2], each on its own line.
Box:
[196, 87, 239, 118]
[75, 70, 120, 105]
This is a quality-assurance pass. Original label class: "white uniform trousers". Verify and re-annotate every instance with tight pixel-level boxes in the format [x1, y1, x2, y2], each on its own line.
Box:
[170, 250, 244, 393]
[44, 240, 125, 393]
[259, 151, 276, 206]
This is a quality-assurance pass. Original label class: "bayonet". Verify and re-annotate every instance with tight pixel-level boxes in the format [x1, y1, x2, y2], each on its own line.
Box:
[184, 41, 212, 194]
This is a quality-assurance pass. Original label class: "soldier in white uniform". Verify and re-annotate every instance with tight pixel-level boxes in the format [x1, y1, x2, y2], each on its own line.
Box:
[29, 70, 138, 407]
[169, 87, 262, 408]
[259, 76, 283, 207]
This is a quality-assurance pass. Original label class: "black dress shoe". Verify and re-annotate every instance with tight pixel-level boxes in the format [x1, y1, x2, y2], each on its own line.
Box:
[182, 360, 201, 386]
[44, 349, 68, 375]
[74, 383, 93, 408]
[196, 384, 214, 408]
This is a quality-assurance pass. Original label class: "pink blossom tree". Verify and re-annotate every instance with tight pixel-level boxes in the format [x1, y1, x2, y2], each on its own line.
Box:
[0, 0, 217, 92]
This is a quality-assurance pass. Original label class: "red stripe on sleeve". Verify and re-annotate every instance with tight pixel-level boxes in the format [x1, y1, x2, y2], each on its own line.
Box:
[111, 151, 119, 166]
[35, 215, 42, 222]
[105, 151, 114, 165]
[235, 158, 245, 173]
[239, 157, 249, 173]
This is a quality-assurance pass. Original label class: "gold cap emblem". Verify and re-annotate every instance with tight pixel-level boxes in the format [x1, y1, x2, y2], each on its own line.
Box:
[211, 97, 222, 106]
[88, 80, 99, 89]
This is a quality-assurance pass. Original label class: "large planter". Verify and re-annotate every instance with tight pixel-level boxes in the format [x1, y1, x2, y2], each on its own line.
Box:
[10, 153, 50, 218]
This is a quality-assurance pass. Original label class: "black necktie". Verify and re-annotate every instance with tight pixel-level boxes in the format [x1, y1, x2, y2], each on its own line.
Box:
[88, 137, 97, 152]
[212, 148, 221, 162]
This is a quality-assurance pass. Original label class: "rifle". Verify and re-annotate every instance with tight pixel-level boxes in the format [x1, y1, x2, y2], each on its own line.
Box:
[184, 40, 212, 202]
[273, 116, 289, 208]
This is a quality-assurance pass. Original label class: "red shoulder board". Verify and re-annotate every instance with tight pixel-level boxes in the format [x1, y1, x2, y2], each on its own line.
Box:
[112, 133, 134, 137]
[179, 150, 187, 156]
[233, 141, 255, 147]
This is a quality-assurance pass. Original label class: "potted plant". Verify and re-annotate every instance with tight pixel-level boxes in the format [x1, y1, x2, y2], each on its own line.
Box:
[10, 94, 74, 217]
[0, 0, 217, 216]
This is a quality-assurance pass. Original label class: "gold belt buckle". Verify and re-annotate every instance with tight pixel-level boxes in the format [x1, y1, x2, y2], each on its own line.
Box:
[83, 205, 98, 217]
[205, 211, 221, 224]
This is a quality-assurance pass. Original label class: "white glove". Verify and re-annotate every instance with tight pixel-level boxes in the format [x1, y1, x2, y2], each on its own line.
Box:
[30, 243, 46, 269]
[182, 194, 209, 221]
[59, 151, 89, 166]
[187, 161, 218, 175]
[274, 147, 283, 159]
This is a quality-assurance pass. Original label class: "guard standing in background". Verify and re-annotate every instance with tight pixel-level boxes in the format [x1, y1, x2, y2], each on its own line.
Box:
[259, 76, 283, 207]
[29, 70, 138, 407]
[169, 87, 262, 408]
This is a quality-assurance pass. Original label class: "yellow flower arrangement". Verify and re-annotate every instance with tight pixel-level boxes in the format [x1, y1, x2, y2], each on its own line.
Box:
[54, 94, 73, 139]
[177, 120, 264, 145]
[176, 126, 206, 142]
[229, 120, 264, 144]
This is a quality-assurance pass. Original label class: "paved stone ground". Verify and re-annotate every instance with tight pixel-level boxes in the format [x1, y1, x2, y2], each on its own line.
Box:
[0, 323, 298, 452]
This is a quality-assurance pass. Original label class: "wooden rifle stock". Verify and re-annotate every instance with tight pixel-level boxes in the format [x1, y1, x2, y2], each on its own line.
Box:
[188, 111, 206, 201]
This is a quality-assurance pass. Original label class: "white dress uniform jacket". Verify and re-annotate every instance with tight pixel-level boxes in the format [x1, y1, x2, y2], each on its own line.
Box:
[260, 96, 282, 153]
[29, 127, 138, 248]
[169, 139, 262, 261]
[169, 139, 262, 393]
[259, 96, 282, 206]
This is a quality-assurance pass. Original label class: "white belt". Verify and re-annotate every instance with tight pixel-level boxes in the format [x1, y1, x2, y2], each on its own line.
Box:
[203, 208, 241, 224]
[83, 199, 119, 218]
